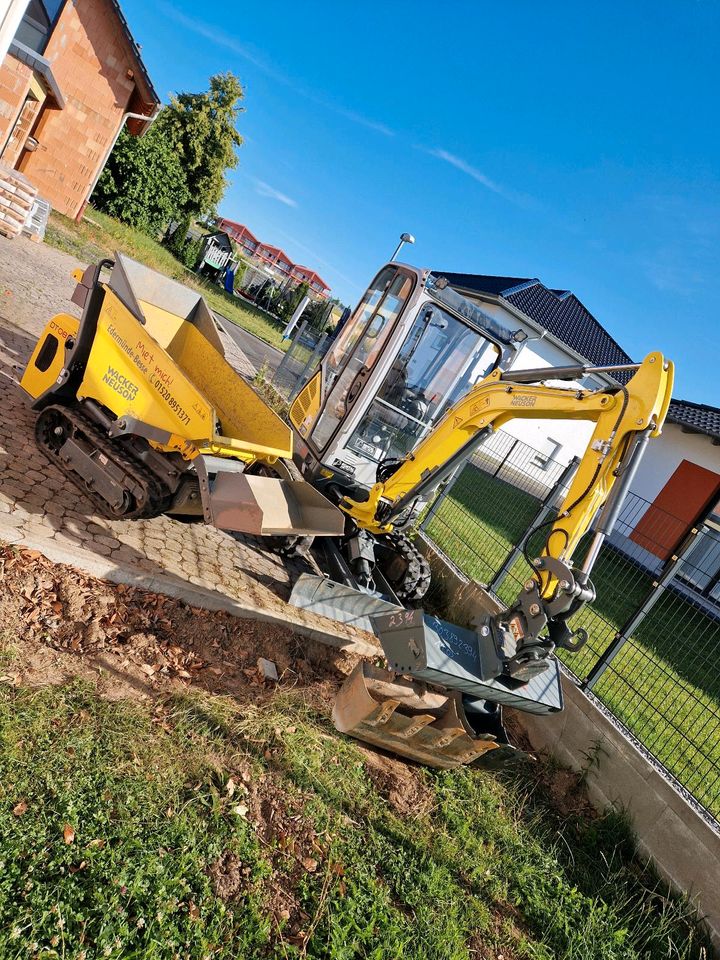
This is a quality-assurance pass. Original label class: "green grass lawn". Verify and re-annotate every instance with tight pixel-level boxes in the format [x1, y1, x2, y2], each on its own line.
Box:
[45, 209, 288, 350]
[0, 681, 709, 959]
[425, 464, 720, 820]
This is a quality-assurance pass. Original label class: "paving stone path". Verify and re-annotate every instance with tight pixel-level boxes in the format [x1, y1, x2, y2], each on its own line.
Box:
[0, 235, 366, 648]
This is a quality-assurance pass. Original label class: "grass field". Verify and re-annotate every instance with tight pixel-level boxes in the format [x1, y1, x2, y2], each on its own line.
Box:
[424, 464, 720, 820]
[0, 680, 709, 959]
[45, 209, 288, 350]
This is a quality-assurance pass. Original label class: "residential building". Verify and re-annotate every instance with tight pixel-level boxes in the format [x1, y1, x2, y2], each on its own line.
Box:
[216, 216, 331, 299]
[0, 0, 159, 220]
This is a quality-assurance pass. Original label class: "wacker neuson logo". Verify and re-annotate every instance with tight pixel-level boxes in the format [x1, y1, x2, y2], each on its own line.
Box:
[102, 366, 139, 401]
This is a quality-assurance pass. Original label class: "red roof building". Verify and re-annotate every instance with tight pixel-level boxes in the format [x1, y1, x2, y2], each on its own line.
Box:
[216, 216, 330, 299]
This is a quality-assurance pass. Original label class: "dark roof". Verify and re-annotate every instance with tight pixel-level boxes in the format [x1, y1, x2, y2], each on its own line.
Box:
[435, 271, 632, 370]
[667, 400, 720, 441]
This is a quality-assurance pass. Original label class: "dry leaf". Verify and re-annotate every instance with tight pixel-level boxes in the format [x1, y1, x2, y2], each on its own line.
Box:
[285, 726, 297, 735]
[140, 664, 156, 676]
[63, 824, 76, 845]
[87, 838, 105, 849]
[188, 901, 200, 920]
[232, 803, 249, 818]
[68, 861, 87, 874]
[226, 778, 236, 797]
[12, 800, 28, 817]
[302, 857, 318, 873]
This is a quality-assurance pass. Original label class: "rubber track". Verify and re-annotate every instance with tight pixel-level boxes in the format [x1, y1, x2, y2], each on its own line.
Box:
[379, 533, 432, 602]
[36, 405, 170, 521]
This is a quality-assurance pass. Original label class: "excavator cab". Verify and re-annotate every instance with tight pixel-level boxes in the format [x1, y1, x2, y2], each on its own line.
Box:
[290, 264, 519, 499]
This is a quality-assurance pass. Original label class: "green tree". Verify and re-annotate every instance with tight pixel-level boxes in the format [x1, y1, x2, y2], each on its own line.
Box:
[156, 72, 244, 219]
[92, 128, 190, 235]
[93, 72, 244, 232]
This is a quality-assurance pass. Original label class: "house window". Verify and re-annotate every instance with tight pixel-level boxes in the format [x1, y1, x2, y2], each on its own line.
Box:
[16, 0, 64, 53]
[680, 498, 720, 602]
[532, 437, 563, 470]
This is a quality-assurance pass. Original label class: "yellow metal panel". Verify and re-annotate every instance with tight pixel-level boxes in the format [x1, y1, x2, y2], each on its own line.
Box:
[167, 320, 293, 461]
[78, 288, 215, 445]
[20, 313, 79, 399]
[136, 299, 186, 349]
[290, 369, 322, 436]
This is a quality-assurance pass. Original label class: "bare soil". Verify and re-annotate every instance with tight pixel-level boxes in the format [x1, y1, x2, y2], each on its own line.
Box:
[0, 543, 354, 707]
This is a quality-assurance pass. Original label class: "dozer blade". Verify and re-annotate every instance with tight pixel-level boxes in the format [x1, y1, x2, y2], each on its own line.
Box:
[332, 662, 501, 769]
[206, 473, 346, 537]
[289, 574, 402, 634]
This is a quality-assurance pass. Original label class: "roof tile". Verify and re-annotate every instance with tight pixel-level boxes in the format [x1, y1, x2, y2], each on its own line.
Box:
[667, 400, 720, 440]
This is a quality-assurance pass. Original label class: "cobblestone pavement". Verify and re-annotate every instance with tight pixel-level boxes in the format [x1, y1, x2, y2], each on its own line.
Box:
[0, 235, 365, 647]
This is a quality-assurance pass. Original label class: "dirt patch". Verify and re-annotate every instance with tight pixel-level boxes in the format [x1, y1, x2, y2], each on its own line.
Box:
[207, 851, 252, 902]
[0, 543, 355, 706]
[359, 746, 434, 817]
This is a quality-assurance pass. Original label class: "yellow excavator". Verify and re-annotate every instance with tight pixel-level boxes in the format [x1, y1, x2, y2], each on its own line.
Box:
[20, 256, 673, 769]
[284, 264, 674, 767]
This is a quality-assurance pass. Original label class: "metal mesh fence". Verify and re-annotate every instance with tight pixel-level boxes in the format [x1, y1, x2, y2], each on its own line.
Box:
[420, 427, 720, 824]
[421, 431, 571, 584]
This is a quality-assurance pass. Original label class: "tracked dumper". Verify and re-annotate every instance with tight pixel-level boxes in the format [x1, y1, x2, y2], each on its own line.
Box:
[21, 255, 343, 539]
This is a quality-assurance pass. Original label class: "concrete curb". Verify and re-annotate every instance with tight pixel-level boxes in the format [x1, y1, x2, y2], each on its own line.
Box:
[12, 534, 379, 659]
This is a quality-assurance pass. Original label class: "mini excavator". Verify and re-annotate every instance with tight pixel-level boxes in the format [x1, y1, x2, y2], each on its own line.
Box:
[285, 265, 674, 767]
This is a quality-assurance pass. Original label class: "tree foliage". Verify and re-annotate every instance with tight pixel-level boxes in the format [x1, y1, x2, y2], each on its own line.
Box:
[93, 73, 244, 233]
[157, 72, 244, 219]
[92, 128, 190, 235]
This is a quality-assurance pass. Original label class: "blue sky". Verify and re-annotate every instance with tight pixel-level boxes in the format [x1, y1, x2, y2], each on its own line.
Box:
[123, 1, 719, 403]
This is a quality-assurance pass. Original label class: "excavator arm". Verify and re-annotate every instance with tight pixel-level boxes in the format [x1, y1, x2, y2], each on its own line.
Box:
[342, 352, 673, 681]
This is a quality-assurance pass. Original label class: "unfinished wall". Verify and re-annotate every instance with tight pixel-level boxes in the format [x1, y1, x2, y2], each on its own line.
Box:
[416, 532, 720, 949]
[0, 52, 32, 153]
[19, 0, 136, 218]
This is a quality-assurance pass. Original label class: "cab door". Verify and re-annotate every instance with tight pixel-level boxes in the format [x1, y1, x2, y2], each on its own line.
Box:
[309, 266, 416, 452]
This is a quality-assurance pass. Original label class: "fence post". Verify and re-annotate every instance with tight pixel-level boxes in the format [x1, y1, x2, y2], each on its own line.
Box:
[582, 508, 715, 691]
[272, 322, 306, 386]
[492, 437, 520, 477]
[487, 455, 580, 595]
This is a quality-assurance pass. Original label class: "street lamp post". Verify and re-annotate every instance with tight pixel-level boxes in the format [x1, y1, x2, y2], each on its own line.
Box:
[390, 232, 415, 262]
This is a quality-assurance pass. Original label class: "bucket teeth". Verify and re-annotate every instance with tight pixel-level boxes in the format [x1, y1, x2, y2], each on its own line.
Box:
[332, 662, 500, 769]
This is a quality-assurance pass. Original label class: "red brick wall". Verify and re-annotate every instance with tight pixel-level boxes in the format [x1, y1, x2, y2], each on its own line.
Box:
[0, 56, 33, 154]
[19, 0, 139, 218]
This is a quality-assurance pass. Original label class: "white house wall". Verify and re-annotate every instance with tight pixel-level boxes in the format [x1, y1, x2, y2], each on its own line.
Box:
[476, 299, 597, 467]
[629, 423, 720, 504]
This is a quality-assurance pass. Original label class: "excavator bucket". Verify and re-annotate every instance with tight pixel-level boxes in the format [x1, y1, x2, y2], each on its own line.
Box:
[289, 574, 403, 634]
[332, 662, 502, 769]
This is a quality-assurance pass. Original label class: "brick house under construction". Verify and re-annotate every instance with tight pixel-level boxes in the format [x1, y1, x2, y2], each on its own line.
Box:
[0, 0, 159, 220]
